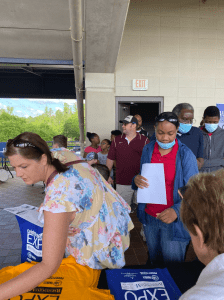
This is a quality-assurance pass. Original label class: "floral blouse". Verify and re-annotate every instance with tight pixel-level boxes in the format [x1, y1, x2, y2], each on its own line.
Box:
[51, 147, 82, 162]
[39, 149, 134, 269]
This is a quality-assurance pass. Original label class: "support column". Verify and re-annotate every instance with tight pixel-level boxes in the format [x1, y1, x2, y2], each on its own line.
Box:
[85, 73, 115, 145]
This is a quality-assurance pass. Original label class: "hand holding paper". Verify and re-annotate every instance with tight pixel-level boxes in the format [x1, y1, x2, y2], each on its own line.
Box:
[134, 174, 149, 189]
[137, 163, 167, 205]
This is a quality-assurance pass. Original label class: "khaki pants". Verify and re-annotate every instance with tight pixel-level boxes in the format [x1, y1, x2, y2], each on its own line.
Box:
[116, 184, 136, 206]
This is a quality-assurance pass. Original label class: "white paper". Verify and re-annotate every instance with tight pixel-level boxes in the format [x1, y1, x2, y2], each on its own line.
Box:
[121, 281, 165, 291]
[4, 204, 43, 227]
[137, 163, 167, 205]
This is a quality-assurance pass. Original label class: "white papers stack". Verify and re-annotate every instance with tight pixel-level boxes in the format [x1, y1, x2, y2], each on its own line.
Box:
[4, 204, 43, 227]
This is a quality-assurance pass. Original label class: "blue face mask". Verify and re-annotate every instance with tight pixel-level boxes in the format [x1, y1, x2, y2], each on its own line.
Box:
[156, 139, 176, 150]
[178, 123, 192, 134]
[205, 123, 219, 133]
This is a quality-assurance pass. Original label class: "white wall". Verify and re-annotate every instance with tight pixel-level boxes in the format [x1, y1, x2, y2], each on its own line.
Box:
[85, 73, 115, 144]
[115, 0, 224, 125]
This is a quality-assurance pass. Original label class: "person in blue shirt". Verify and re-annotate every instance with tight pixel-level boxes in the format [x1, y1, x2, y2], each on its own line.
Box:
[133, 112, 199, 267]
[151, 103, 204, 170]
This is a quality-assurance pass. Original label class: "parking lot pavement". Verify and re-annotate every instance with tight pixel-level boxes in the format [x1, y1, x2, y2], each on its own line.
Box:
[0, 172, 44, 270]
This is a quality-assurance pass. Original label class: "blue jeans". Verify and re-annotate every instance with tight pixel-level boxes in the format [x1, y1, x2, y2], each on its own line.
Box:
[144, 213, 188, 267]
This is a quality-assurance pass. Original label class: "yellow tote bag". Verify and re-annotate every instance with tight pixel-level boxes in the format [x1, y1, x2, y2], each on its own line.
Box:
[0, 256, 114, 300]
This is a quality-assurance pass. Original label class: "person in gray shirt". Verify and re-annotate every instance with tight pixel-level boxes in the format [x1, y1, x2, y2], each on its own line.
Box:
[200, 106, 224, 172]
[98, 139, 111, 165]
[98, 139, 113, 179]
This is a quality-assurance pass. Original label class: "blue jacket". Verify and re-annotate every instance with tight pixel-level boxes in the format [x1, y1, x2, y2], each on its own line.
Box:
[132, 139, 199, 242]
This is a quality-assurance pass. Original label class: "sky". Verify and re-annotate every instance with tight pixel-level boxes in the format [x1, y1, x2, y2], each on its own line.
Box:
[0, 98, 77, 118]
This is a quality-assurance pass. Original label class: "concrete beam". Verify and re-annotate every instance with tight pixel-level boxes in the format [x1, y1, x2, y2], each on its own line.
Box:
[85, 0, 130, 73]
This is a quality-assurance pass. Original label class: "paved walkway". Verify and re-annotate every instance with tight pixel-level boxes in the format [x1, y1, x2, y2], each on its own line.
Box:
[0, 172, 44, 269]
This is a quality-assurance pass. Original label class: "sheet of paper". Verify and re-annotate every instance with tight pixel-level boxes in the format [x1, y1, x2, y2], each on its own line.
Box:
[4, 204, 43, 227]
[137, 163, 167, 205]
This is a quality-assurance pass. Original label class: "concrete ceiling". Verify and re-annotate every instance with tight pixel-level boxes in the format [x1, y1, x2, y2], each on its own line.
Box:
[0, 0, 130, 73]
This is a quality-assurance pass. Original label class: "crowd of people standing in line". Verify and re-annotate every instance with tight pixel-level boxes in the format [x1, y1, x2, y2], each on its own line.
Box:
[1, 104, 224, 299]
[84, 104, 224, 298]
[53, 104, 224, 271]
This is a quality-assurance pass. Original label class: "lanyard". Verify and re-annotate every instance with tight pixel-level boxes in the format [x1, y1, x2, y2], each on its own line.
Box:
[46, 160, 87, 187]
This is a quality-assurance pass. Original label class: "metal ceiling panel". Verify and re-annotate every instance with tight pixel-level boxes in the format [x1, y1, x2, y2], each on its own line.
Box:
[0, 28, 72, 60]
[0, 0, 70, 30]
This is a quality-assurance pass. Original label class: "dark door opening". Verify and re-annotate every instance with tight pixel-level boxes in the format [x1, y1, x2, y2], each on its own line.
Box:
[118, 102, 159, 137]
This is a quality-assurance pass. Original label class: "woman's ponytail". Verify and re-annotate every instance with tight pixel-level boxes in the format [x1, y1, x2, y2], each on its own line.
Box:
[51, 158, 69, 173]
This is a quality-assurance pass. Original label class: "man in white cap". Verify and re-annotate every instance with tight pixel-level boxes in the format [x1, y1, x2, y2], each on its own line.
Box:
[106, 115, 149, 207]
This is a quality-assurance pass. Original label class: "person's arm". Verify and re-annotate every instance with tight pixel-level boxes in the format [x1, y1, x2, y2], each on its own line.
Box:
[83, 152, 87, 158]
[106, 158, 114, 172]
[133, 175, 149, 189]
[171, 148, 199, 222]
[156, 209, 177, 224]
[132, 145, 148, 190]
[106, 158, 114, 184]
[0, 211, 74, 300]
[106, 139, 117, 184]
[197, 157, 204, 170]
[197, 130, 204, 170]
[134, 143, 152, 225]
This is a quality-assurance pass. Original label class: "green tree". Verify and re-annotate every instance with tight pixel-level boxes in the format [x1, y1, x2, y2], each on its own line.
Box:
[0, 101, 83, 143]
[0, 111, 25, 141]
[63, 103, 85, 140]
[6, 106, 14, 115]
[63, 115, 80, 139]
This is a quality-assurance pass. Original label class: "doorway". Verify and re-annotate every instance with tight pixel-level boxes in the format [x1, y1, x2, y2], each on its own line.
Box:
[116, 97, 164, 137]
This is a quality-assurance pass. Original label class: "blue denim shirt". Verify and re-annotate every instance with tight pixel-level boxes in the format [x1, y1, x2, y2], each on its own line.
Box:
[132, 139, 199, 242]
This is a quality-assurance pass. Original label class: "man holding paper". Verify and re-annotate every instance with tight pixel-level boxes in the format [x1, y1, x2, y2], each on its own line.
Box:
[132, 112, 198, 267]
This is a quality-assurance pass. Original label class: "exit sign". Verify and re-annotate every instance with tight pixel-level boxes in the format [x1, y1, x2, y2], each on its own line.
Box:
[132, 79, 148, 91]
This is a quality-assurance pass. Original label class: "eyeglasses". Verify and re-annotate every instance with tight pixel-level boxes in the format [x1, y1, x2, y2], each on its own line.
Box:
[179, 118, 196, 124]
[7, 139, 42, 152]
